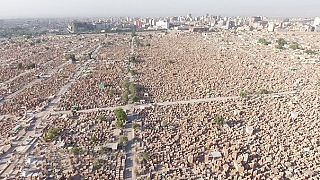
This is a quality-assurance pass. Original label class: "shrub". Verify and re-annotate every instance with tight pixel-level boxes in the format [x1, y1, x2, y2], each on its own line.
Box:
[119, 136, 129, 146]
[44, 128, 59, 141]
[72, 147, 83, 155]
[17, 63, 23, 69]
[259, 89, 271, 94]
[99, 114, 107, 122]
[275, 44, 284, 50]
[132, 95, 140, 102]
[289, 42, 300, 50]
[109, 90, 115, 97]
[122, 91, 129, 104]
[304, 49, 318, 55]
[27, 63, 36, 69]
[133, 123, 140, 131]
[258, 38, 271, 45]
[214, 116, 225, 126]
[239, 91, 248, 98]
[276, 38, 287, 46]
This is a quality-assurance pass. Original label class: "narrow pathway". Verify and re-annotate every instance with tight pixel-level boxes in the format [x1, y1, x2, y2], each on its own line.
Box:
[49, 89, 314, 116]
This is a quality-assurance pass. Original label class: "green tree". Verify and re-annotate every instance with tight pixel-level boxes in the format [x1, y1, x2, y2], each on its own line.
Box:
[129, 83, 137, 95]
[44, 128, 59, 141]
[115, 108, 127, 128]
[259, 89, 271, 94]
[131, 95, 140, 102]
[122, 91, 129, 104]
[276, 38, 287, 46]
[258, 38, 271, 45]
[214, 116, 225, 126]
[239, 91, 248, 98]
[133, 123, 140, 131]
[289, 42, 300, 50]
[115, 108, 127, 122]
[72, 147, 83, 155]
[109, 90, 115, 97]
[116, 119, 124, 128]
[305, 49, 318, 55]
[119, 136, 129, 146]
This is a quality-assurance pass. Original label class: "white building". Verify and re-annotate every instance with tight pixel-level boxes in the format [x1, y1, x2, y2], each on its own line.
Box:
[313, 17, 320, 27]
[156, 20, 169, 29]
[268, 23, 275, 32]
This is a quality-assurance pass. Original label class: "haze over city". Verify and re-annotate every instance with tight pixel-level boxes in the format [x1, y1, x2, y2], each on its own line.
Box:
[1, 0, 320, 19]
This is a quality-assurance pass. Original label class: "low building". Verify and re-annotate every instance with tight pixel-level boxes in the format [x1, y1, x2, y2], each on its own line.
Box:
[189, 27, 209, 33]
[156, 20, 169, 29]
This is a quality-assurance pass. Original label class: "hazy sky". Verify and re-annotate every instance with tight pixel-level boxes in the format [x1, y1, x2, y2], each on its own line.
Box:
[0, 0, 319, 19]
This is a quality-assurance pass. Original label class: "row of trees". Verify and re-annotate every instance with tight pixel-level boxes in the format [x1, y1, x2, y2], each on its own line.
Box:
[259, 38, 319, 54]
[122, 80, 140, 104]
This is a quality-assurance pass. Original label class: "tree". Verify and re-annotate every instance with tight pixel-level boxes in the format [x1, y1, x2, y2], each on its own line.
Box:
[258, 38, 271, 45]
[99, 114, 107, 122]
[65, 54, 76, 61]
[115, 108, 127, 122]
[275, 44, 285, 50]
[139, 151, 150, 161]
[129, 83, 137, 95]
[44, 128, 59, 142]
[129, 69, 136, 76]
[133, 123, 140, 131]
[109, 90, 115, 97]
[122, 91, 129, 104]
[119, 136, 129, 146]
[259, 89, 271, 94]
[275, 38, 287, 49]
[131, 95, 140, 102]
[239, 91, 248, 98]
[17, 63, 23, 69]
[214, 116, 225, 126]
[27, 63, 36, 69]
[305, 49, 318, 55]
[115, 108, 127, 129]
[276, 38, 287, 46]
[116, 119, 124, 128]
[289, 42, 300, 50]
[72, 147, 83, 155]
[122, 79, 130, 90]
[129, 56, 137, 63]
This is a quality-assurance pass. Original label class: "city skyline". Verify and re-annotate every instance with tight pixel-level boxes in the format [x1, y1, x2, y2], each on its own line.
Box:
[0, 0, 320, 19]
